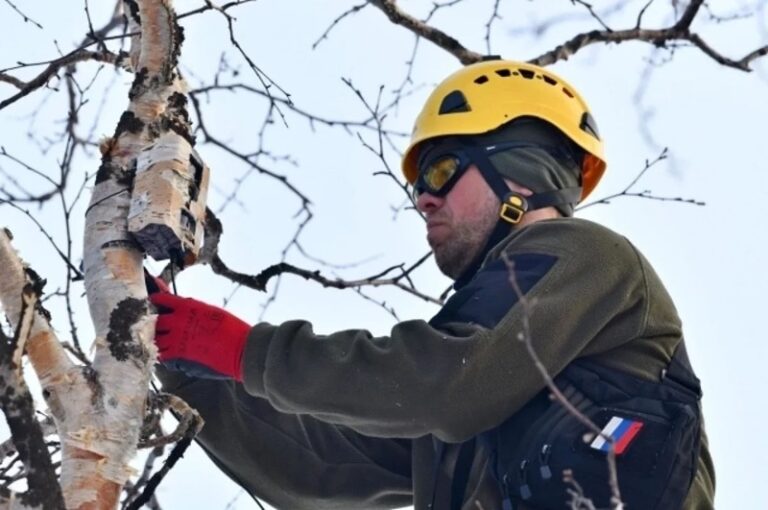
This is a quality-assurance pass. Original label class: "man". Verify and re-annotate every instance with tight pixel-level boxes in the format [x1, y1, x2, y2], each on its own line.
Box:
[151, 59, 715, 509]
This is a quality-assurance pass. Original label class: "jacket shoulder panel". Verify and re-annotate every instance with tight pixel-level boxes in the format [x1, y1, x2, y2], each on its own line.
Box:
[430, 254, 558, 330]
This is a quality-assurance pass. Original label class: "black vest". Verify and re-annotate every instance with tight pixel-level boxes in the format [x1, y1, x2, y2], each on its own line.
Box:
[487, 345, 701, 510]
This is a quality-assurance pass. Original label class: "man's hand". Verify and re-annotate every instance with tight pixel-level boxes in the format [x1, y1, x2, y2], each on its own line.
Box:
[149, 286, 250, 381]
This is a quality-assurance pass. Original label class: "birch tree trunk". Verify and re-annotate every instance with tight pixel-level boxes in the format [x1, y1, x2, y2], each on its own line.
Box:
[0, 231, 69, 509]
[0, 0, 193, 508]
[78, 0, 190, 507]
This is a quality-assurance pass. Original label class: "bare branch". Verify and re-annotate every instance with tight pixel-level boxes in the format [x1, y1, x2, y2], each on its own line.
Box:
[484, 0, 503, 54]
[0, 233, 71, 509]
[570, 0, 613, 31]
[341, 78, 421, 218]
[507, 1, 626, 38]
[200, 205, 440, 306]
[0, 50, 123, 110]
[124, 395, 203, 510]
[635, 0, 656, 29]
[500, 252, 623, 510]
[293, 241, 382, 270]
[189, 84, 406, 136]
[529, 2, 768, 71]
[176, 0, 256, 20]
[353, 287, 400, 320]
[673, 0, 705, 30]
[201, 0, 293, 125]
[0, 0, 253, 113]
[313, 2, 370, 49]
[577, 148, 705, 210]
[0, 147, 61, 200]
[0, 202, 84, 280]
[1, 0, 43, 29]
[369, 0, 483, 65]
[188, 92, 313, 212]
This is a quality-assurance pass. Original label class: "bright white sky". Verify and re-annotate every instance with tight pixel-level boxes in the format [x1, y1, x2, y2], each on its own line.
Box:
[1, 1, 767, 509]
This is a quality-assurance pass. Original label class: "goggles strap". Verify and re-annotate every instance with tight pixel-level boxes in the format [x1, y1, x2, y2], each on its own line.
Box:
[465, 146, 512, 201]
[452, 147, 583, 289]
[452, 146, 520, 289]
[526, 187, 582, 210]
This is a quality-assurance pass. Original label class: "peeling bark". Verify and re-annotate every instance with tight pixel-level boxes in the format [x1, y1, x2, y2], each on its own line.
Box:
[127, 132, 209, 265]
[0, 265, 65, 510]
[1, 1, 203, 508]
[75, 0, 193, 507]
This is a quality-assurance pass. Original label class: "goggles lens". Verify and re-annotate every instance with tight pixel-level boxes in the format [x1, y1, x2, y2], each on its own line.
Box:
[424, 156, 460, 190]
[413, 153, 467, 200]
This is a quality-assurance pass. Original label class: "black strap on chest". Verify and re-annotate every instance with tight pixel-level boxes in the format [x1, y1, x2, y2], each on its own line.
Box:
[451, 438, 476, 510]
[427, 436, 477, 510]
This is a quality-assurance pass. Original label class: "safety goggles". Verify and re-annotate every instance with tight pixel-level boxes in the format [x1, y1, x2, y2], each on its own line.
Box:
[412, 142, 568, 201]
[411, 148, 473, 202]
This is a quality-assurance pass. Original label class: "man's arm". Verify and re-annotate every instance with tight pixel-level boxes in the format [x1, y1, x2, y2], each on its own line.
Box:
[153, 219, 679, 443]
[241, 220, 678, 442]
[157, 368, 413, 510]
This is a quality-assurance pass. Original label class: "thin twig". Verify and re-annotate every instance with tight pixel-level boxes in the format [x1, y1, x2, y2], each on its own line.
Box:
[0, 50, 122, 110]
[570, 0, 613, 31]
[369, 0, 482, 64]
[1, 0, 43, 28]
[500, 253, 623, 509]
[530, 0, 768, 71]
[484, 0, 503, 54]
[313, 2, 370, 49]
[577, 148, 705, 210]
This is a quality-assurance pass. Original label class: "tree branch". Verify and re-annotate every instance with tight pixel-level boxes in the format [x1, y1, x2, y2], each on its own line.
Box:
[0, 50, 123, 110]
[0, 286, 65, 509]
[529, 1, 767, 71]
[368, 0, 483, 64]
[1, 0, 43, 29]
[577, 148, 705, 210]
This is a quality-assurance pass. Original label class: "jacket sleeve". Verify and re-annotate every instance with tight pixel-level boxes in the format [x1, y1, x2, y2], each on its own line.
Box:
[156, 368, 413, 510]
[241, 220, 682, 442]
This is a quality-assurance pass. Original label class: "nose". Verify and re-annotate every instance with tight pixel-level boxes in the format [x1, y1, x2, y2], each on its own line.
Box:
[416, 191, 444, 213]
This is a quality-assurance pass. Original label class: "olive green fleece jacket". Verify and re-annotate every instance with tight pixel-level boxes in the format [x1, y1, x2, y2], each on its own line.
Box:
[157, 218, 715, 510]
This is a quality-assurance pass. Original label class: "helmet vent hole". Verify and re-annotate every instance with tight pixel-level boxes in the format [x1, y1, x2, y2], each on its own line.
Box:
[474, 75, 489, 84]
[518, 69, 535, 79]
[438, 90, 472, 114]
[580, 112, 601, 140]
[495, 69, 511, 77]
[562, 88, 575, 98]
[543, 75, 557, 86]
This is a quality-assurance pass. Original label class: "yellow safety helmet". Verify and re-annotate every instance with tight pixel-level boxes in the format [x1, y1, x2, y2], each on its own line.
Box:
[402, 58, 606, 201]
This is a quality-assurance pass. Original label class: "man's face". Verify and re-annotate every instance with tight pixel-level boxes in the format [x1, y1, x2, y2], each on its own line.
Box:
[416, 165, 499, 279]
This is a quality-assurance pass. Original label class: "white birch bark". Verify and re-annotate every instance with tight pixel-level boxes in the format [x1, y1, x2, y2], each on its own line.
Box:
[0, 0, 195, 508]
[77, 0, 190, 507]
[0, 230, 69, 510]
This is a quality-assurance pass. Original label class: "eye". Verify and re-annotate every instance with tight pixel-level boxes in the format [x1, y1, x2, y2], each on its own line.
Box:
[425, 156, 459, 190]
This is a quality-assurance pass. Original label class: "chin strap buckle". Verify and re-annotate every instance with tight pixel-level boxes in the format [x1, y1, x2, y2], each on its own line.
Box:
[499, 193, 528, 225]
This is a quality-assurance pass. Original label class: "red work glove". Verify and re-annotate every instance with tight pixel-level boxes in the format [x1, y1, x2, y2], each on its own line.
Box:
[149, 287, 250, 382]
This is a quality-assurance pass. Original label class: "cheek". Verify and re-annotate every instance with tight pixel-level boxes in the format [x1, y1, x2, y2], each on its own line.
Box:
[442, 170, 499, 227]
[455, 190, 498, 224]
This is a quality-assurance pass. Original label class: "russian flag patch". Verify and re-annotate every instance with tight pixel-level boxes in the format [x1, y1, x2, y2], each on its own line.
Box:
[590, 416, 644, 455]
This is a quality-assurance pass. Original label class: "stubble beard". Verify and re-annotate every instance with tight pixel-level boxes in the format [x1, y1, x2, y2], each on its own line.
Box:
[431, 202, 499, 280]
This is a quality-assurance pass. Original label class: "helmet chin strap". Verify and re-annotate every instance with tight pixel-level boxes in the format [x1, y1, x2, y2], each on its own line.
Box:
[452, 146, 582, 289]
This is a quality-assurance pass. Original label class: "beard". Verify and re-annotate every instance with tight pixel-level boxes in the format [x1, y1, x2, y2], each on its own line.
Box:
[430, 198, 499, 280]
